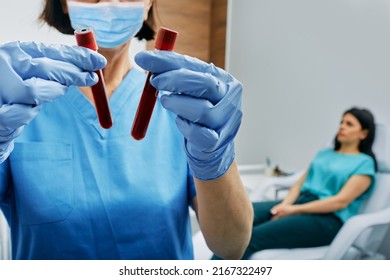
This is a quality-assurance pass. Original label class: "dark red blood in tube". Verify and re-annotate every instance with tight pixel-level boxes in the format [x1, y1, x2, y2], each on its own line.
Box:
[131, 27, 178, 140]
[74, 27, 113, 129]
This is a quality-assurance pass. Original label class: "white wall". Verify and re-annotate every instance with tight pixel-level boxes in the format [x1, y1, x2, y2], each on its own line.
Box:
[227, 0, 390, 171]
[0, 0, 144, 60]
[0, 0, 74, 44]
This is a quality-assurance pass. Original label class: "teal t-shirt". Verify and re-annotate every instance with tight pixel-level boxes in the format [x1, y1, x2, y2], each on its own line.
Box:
[301, 148, 375, 222]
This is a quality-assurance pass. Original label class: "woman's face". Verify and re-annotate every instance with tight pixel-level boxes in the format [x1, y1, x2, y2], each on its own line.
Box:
[337, 113, 368, 145]
[64, 0, 153, 20]
[65, 0, 153, 49]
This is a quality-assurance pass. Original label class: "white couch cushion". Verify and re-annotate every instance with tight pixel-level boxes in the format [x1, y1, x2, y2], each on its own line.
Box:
[373, 123, 390, 173]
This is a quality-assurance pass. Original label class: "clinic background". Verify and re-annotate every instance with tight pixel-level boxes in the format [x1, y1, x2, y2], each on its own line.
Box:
[3, 0, 389, 172]
[1, 0, 390, 257]
[228, 0, 390, 172]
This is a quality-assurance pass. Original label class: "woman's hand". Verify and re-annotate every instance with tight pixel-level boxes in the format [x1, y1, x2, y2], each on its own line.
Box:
[0, 41, 106, 163]
[270, 203, 299, 220]
[135, 51, 243, 181]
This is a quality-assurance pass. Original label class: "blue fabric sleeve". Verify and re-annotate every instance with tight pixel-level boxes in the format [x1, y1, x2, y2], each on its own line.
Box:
[353, 156, 376, 188]
[354, 157, 375, 178]
[187, 165, 197, 208]
[0, 159, 11, 203]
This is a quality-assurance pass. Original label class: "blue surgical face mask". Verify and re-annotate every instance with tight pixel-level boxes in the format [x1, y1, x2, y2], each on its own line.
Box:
[67, 1, 145, 49]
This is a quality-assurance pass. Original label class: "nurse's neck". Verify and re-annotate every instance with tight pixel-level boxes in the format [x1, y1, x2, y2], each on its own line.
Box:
[79, 42, 132, 103]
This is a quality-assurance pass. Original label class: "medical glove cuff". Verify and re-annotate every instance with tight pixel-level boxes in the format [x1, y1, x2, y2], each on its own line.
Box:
[185, 141, 235, 181]
[0, 140, 14, 164]
[0, 127, 24, 163]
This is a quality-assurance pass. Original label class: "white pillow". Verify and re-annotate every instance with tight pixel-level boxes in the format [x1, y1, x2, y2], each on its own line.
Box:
[373, 123, 390, 173]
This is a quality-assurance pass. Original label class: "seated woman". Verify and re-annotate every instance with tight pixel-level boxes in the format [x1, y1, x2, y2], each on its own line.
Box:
[213, 107, 377, 260]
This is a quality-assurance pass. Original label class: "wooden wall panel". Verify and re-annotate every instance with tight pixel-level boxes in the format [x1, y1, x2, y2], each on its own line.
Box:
[148, 0, 212, 62]
[147, 0, 227, 69]
[210, 0, 227, 68]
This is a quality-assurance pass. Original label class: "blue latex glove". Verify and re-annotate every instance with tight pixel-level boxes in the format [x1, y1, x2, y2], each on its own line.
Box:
[0, 41, 106, 163]
[135, 51, 243, 181]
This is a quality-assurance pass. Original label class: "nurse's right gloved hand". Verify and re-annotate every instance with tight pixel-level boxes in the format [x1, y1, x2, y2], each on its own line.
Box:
[0, 41, 107, 163]
[136, 51, 243, 181]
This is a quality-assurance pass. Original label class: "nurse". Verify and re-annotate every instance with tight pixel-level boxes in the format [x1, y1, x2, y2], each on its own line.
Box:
[0, 0, 253, 259]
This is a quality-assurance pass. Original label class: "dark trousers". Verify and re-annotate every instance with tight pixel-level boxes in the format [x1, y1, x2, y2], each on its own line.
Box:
[212, 192, 343, 260]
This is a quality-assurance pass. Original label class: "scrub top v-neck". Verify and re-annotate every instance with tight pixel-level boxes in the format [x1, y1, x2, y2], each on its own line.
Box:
[0, 67, 196, 260]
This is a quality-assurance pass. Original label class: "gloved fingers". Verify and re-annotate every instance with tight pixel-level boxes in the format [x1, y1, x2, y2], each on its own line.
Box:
[151, 69, 225, 104]
[160, 93, 234, 130]
[18, 41, 107, 71]
[18, 57, 98, 86]
[0, 104, 41, 132]
[215, 109, 243, 148]
[23, 78, 71, 105]
[135, 50, 232, 81]
[4, 78, 69, 105]
[175, 116, 219, 153]
[174, 106, 242, 154]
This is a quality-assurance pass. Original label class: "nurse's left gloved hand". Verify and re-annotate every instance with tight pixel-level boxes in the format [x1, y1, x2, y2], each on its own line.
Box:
[0, 41, 107, 163]
[135, 51, 243, 181]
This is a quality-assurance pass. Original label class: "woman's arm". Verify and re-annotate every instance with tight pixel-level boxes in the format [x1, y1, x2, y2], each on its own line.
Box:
[271, 175, 372, 219]
[134, 51, 251, 259]
[192, 160, 253, 260]
[294, 175, 372, 214]
[279, 171, 308, 205]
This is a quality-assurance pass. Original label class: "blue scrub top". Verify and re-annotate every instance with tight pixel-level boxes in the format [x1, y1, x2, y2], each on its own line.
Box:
[301, 148, 375, 222]
[0, 68, 196, 259]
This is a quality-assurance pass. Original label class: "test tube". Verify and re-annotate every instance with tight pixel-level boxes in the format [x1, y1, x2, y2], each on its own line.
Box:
[131, 27, 178, 140]
[74, 27, 113, 129]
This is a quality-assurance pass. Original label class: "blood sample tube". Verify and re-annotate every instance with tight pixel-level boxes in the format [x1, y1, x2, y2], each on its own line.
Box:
[131, 27, 178, 140]
[74, 27, 113, 129]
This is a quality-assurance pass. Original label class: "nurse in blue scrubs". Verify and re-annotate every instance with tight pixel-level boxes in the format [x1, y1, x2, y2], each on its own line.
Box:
[0, 0, 253, 259]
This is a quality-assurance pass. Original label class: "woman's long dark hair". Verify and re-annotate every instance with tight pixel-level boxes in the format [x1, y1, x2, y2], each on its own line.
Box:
[334, 107, 377, 171]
